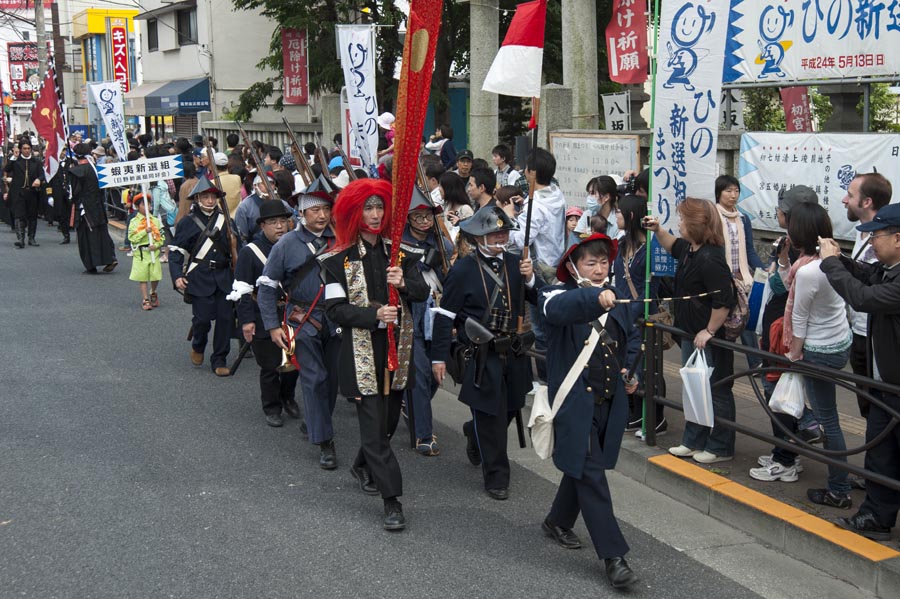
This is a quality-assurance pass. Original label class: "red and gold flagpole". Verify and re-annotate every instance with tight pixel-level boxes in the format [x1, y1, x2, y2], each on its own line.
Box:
[385, 0, 443, 373]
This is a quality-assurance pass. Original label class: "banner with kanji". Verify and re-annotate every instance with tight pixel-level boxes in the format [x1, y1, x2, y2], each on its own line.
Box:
[7, 42, 40, 102]
[337, 25, 378, 171]
[606, 0, 649, 84]
[282, 29, 309, 105]
[89, 81, 128, 161]
[650, 0, 730, 275]
[780, 86, 813, 132]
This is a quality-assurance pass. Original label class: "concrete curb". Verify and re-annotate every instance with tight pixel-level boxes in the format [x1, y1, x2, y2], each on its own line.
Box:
[614, 436, 900, 597]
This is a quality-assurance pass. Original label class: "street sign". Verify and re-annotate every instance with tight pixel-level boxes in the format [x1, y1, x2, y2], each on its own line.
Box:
[97, 155, 184, 189]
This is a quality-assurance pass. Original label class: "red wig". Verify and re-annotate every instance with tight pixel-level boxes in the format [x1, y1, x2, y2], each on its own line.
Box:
[332, 178, 394, 249]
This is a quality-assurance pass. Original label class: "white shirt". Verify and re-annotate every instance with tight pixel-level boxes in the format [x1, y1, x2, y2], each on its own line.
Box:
[494, 166, 521, 188]
[508, 184, 567, 268]
[791, 259, 851, 350]
[847, 229, 878, 336]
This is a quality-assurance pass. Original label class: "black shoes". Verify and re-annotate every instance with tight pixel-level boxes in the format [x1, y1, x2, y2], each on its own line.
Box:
[27, 237, 38, 246]
[265, 413, 284, 428]
[299, 420, 308, 437]
[605, 557, 638, 589]
[59, 235, 70, 244]
[487, 488, 509, 501]
[796, 426, 824, 445]
[319, 440, 337, 470]
[383, 500, 406, 531]
[283, 400, 300, 419]
[807, 488, 852, 509]
[835, 512, 891, 540]
[350, 464, 379, 496]
[463, 424, 481, 466]
[542, 519, 582, 549]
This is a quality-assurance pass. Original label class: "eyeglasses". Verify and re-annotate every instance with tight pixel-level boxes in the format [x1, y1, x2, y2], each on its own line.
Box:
[868, 232, 897, 242]
[264, 218, 292, 227]
[409, 213, 434, 223]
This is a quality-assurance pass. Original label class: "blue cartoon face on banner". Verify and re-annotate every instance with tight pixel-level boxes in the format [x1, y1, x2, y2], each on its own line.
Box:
[757, 6, 794, 78]
[664, 3, 716, 91]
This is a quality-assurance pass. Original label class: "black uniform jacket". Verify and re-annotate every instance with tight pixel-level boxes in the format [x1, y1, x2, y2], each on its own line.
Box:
[168, 205, 238, 297]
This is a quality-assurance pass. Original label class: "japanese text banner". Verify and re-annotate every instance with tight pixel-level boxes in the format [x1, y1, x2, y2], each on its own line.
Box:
[89, 81, 129, 161]
[606, 0, 649, 84]
[337, 25, 379, 172]
[738, 132, 900, 241]
[650, 0, 730, 274]
[723, 0, 900, 83]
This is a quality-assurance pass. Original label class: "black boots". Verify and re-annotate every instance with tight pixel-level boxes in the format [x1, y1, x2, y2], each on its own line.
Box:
[14, 221, 25, 249]
[59, 234, 70, 245]
[27, 220, 38, 246]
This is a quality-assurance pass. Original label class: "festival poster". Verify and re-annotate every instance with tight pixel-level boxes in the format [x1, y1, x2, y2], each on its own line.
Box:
[7, 42, 40, 102]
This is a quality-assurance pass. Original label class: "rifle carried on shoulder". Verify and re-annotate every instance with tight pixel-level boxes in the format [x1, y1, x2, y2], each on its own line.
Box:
[282, 117, 316, 188]
[205, 139, 239, 270]
[235, 121, 278, 201]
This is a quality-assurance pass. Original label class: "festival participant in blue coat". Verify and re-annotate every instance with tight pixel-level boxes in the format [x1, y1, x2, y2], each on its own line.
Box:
[538, 233, 641, 590]
[259, 184, 341, 469]
[431, 205, 541, 501]
[402, 187, 454, 456]
[228, 200, 300, 428]
[169, 177, 239, 376]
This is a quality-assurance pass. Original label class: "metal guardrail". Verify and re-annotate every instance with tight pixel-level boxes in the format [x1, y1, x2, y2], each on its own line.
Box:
[640, 321, 900, 494]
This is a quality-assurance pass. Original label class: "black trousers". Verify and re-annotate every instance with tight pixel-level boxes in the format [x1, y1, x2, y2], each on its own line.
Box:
[849, 334, 870, 418]
[353, 391, 403, 499]
[465, 409, 516, 491]
[548, 401, 629, 560]
[859, 391, 900, 527]
[191, 290, 233, 369]
[251, 336, 299, 416]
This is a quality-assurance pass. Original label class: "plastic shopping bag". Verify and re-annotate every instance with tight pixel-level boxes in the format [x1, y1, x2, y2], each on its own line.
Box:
[679, 348, 715, 428]
[768, 372, 806, 419]
[528, 384, 554, 460]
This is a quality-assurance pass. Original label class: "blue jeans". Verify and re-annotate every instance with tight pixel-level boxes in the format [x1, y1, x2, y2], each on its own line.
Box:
[801, 348, 851, 495]
[410, 334, 436, 440]
[680, 339, 736, 457]
[740, 329, 762, 370]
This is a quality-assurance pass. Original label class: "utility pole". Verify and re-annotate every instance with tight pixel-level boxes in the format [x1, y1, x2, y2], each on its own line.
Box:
[50, 0, 65, 95]
[35, 0, 48, 77]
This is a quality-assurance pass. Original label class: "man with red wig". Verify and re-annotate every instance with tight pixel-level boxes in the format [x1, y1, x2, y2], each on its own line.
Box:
[318, 178, 429, 531]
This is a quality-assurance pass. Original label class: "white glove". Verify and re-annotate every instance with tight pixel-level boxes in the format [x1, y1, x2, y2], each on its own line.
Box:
[47, 197, 54, 207]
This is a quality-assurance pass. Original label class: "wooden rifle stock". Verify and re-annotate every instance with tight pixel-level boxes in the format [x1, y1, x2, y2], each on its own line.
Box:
[333, 142, 358, 182]
[235, 120, 278, 201]
[282, 117, 316, 187]
[415, 159, 449, 275]
[205, 140, 239, 270]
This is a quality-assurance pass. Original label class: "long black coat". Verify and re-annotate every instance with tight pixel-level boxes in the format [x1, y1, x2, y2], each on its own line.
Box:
[168, 206, 237, 297]
[68, 162, 108, 229]
[3, 156, 45, 219]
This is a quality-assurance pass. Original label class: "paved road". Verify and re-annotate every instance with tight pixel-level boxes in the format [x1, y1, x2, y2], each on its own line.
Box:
[0, 231, 835, 598]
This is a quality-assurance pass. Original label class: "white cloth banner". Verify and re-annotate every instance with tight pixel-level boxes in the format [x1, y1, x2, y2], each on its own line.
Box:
[337, 25, 379, 173]
[602, 92, 631, 131]
[89, 81, 129, 161]
[650, 1, 730, 275]
[723, 1, 900, 83]
[738, 132, 900, 241]
[97, 154, 185, 189]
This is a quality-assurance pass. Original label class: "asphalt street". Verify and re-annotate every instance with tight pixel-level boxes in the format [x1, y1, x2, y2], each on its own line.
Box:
[0, 228, 844, 598]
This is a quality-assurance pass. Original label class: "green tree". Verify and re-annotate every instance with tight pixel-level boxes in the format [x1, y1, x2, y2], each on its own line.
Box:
[741, 88, 785, 131]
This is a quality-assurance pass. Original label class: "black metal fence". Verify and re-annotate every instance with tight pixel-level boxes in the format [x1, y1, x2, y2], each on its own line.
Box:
[640, 320, 900, 493]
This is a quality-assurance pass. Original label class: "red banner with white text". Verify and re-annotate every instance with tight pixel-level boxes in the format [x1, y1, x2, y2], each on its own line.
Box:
[606, 0, 648, 84]
[282, 29, 309, 105]
[780, 87, 813, 132]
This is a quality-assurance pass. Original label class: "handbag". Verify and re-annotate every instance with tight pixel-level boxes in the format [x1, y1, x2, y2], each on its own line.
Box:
[679, 348, 715, 427]
[722, 278, 750, 342]
[769, 371, 806, 419]
[529, 314, 607, 459]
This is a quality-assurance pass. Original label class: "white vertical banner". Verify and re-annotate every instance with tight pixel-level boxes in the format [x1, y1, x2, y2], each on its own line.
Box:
[602, 92, 631, 131]
[650, 1, 730, 275]
[89, 81, 129, 160]
[337, 25, 379, 173]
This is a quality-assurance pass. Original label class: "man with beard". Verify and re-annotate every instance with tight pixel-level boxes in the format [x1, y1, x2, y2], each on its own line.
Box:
[259, 177, 342, 468]
[169, 178, 238, 376]
[318, 179, 429, 531]
[67, 143, 117, 272]
[3, 140, 45, 248]
[840, 172, 892, 418]
[229, 200, 300, 428]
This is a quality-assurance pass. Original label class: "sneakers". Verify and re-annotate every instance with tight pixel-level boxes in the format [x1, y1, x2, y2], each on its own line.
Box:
[635, 418, 668, 440]
[758, 454, 804, 473]
[807, 488, 852, 509]
[625, 417, 643, 433]
[693, 451, 733, 464]
[834, 512, 891, 541]
[749, 461, 799, 482]
[415, 436, 440, 457]
[668, 445, 699, 458]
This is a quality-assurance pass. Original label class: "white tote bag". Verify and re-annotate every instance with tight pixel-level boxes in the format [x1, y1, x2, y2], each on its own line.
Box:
[679, 348, 715, 428]
[768, 372, 806, 419]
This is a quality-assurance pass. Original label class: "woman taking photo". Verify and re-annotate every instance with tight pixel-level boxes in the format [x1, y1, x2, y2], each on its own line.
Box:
[644, 198, 736, 464]
[438, 171, 474, 241]
[576, 175, 620, 239]
[613, 195, 663, 436]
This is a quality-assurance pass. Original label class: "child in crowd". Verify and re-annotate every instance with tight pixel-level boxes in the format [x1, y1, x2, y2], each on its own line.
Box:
[128, 194, 165, 310]
[566, 206, 583, 247]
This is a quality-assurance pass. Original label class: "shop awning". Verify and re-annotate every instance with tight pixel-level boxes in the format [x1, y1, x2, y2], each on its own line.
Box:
[123, 80, 168, 116]
[136, 77, 211, 117]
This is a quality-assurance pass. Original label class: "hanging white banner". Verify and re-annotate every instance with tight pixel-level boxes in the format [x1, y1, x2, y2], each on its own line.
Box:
[738, 132, 900, 241]
[97, 154, 184, 189]
[337, 25, 379, 173]
[89, 81, 129, 161]
[650, 1, 730, 275]
[723, 1, 900, 83]
[602, 92, 631, 131]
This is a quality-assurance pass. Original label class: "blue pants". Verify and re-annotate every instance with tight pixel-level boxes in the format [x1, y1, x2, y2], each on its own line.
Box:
[740, 329, 762, 370]
[410, 334, 437, 440]
[191, 290, 233, 369]
[802, 348, 851, 494]
[680, 339, 736, 457]
[295, 326, 340, 444]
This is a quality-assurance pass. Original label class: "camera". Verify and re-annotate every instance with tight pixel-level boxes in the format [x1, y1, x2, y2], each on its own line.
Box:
[617, 176, 636, 196]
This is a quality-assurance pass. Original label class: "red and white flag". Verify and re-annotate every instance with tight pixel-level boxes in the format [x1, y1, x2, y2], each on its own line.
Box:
[481, 0, 547, 98]
[30, 57, 68, 180]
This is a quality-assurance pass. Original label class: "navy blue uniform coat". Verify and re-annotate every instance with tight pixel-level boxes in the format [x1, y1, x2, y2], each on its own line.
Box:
[540, 282, 640, 479]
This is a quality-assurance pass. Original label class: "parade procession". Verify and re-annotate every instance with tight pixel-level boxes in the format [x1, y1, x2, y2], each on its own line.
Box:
[3, 1, 900, 598]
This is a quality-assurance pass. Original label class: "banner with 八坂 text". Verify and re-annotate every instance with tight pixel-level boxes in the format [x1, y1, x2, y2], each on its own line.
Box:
[737, 132, 900, 241]
[650, 0, 730, 275]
